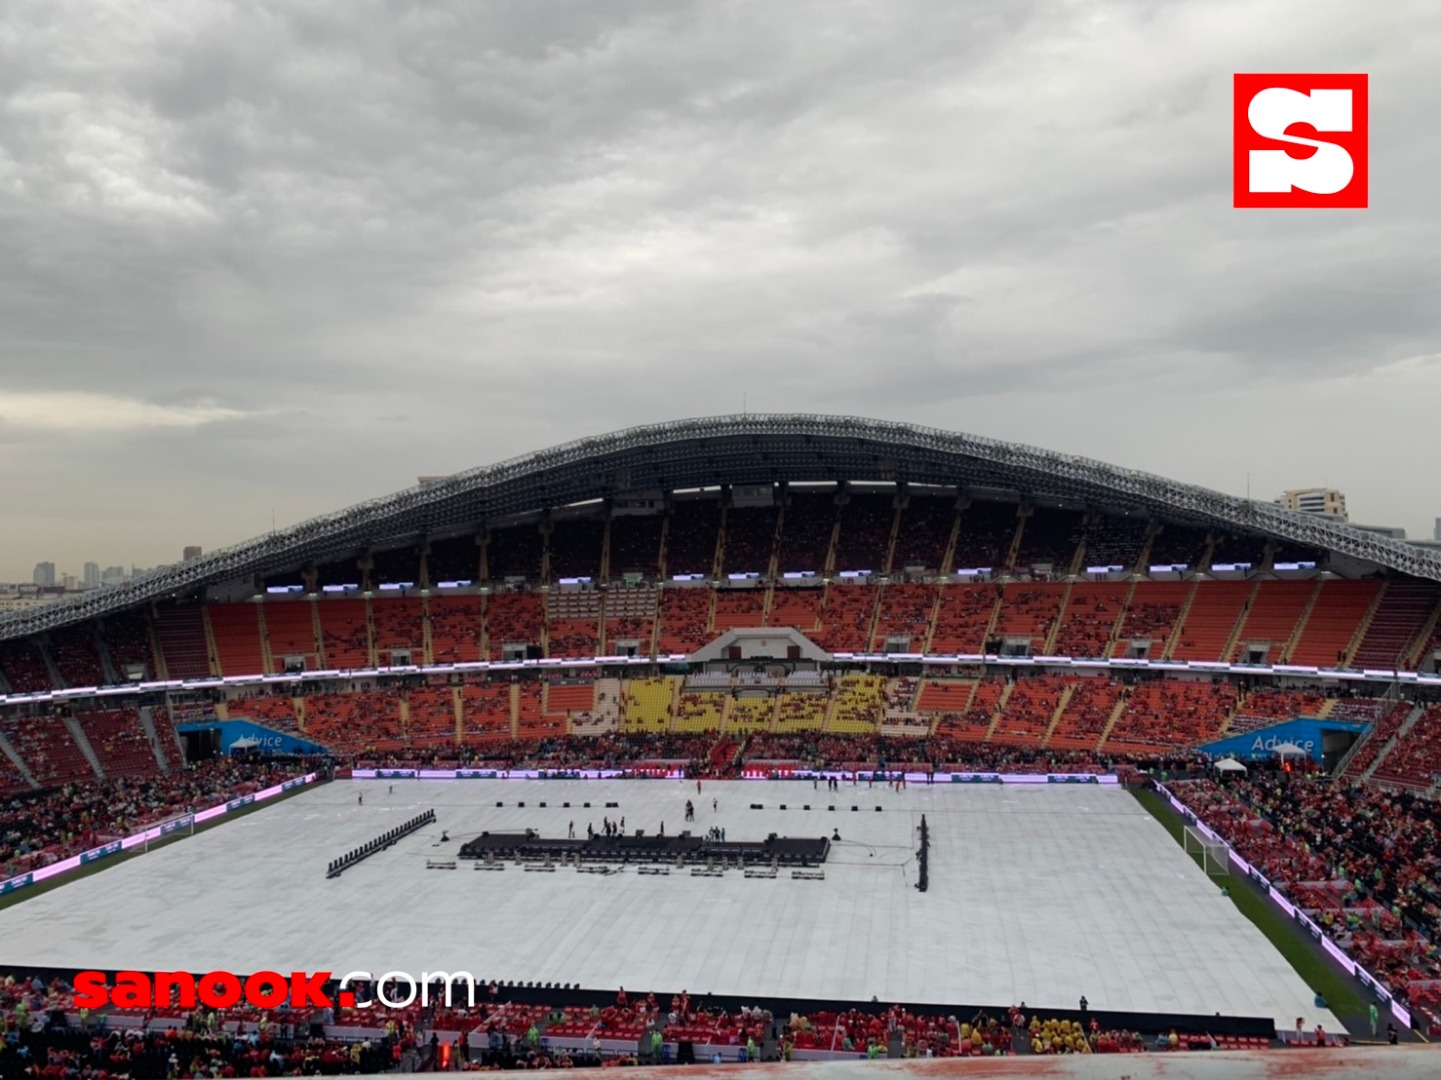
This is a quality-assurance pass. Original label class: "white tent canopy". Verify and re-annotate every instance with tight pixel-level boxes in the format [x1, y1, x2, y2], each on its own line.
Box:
[1271, 742, 1307, 756]
[1213, 758, 1248, 773]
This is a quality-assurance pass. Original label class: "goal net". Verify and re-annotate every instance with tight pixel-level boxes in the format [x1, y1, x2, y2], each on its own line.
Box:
[1183, 826, 1231, 878]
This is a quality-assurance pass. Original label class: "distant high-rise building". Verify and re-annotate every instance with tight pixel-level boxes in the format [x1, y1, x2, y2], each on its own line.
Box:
[33, 561, 56, 586]
[1275, 487, 1347, 521]
[62, 573, 78, 591]
[1435, 518, 1441, 542]
[83, 562, 101, 588]
[101, 565, 126, 586]
[183, 545, 203, 561]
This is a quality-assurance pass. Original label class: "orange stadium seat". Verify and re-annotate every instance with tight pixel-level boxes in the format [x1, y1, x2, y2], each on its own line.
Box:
[207, 604, 265, 677]
[812, 584, 876, 652]
[154, 606, 211, 680]
[49, 625, 105, 688]
[929, 584, 1000, 653]
[870, 583, 933, 651]
[428, 596, 483, 663]
[460, 683, 513, 742]
[1352, 580, 1441, 670]
[371, 597, 424, 664]
[1170, 581, 1251, 662]
[713, 589, 765, 631]
[264, 602, 319, 671]
[1228, 580, 1314, 663]
[1051, 583, 1127, 658]
[656, 588, 711, 653]
[0, 640, 54, 694]
[767, 586, 822, 632]
[317, 599, 371, 669]
[1289, 579, 1382, 667]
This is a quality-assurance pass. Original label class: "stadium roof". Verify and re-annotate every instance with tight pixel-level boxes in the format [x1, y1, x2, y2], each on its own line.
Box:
[5, 413, 1439, 640]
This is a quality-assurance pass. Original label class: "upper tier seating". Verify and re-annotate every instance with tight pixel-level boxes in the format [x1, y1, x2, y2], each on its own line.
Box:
[487, 524, 543, 581]
[318, 599, 370, 669]
[664, 501, 721, 577]
[1352, 581, 1441, 670]
[1051, 583, 1127, 658]
[1111, 582, 1191, 658]
[154, 606, 211, 680]
[1228, 580, 1313, 663]
[547, 518, 605, 580]
[892, 496, 954, 571]
[713, 589, 766, 631]
[952, 502, 1018, 571]
[372, 598, 424, 662]
[929, 584, 1000, 653]
[608, 514, 664, 578]
[0, 641, 52, 694]
[720, 506, 777, 574]
[992, 585, 1066, 653]
[1290, 579, 1382, 667]
[870, 583, 933, 651]
[265, 602, 318, 671]
[813, 585, 875, 653]
[208, 605, 265, 676]
[1011, 508, 1083, 578]
[101, 611, 155, 682]
[768, 586, 823, 632]
[1170, 581, 1251, 662]
[489, 593, 546, 659]
[833, 493, 894, 572]
[429, 596, 483, 663]
[777, 492, 836, 573]
[49, 625, 105, 688]
[656, 588, 711, 653]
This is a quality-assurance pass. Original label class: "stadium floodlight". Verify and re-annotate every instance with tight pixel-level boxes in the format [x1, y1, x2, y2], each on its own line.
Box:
[1183, 826, 1232, 879]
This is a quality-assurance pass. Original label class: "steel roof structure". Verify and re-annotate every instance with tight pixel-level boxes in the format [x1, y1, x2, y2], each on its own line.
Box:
[5, 413, 1438, 641]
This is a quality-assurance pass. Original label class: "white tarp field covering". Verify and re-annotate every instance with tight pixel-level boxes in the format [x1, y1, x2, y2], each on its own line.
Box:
[0, 779, 1336, 1029]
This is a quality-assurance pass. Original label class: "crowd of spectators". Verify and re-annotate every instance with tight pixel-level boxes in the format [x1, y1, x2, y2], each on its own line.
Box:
[1, 759, 310, 880]
[0, 976, 1263, 1075]
[1171, 770, 1441, 1026]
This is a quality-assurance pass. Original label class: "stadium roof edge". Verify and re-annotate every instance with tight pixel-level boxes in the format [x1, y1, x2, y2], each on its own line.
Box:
[5, 413, 1439, 640]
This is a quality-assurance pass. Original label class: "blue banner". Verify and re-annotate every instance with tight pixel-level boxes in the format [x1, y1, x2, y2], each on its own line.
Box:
[457, 769, 499, 779]
[160, 815, 195, 836]
[1201, 718, 1368, 762]
[80, 841, 122, 865]
[951, 774, 1002, 784]
[1047, 776, 1099, 784]
[227, 794, 256, 811]
[174, 719, 327, 757]
[0, 873, 33, 895]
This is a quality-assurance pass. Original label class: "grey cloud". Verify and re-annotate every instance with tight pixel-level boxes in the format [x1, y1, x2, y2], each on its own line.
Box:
[1, 0, 1440, 577]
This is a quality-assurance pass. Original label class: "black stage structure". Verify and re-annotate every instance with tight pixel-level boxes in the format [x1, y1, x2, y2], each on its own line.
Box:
[458, 830, 829, 867]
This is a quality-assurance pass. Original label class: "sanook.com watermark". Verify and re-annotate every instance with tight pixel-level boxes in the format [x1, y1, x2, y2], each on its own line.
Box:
[73, 971, 488, 1011]
[1234, 73, 1368, 208]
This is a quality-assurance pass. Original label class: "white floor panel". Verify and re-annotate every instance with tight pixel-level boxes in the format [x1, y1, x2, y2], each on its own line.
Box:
[0, 779, 1336, 1029]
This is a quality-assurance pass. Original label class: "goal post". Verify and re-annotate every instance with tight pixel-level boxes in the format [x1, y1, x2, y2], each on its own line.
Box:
[1183, 826, 1231, 878]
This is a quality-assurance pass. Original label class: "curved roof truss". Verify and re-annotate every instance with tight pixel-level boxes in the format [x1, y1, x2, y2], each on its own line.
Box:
[5, 414, 1437, 640]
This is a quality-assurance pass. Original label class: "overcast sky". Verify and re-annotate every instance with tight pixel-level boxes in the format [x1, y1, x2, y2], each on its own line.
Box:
[2, 0, 1439, 581]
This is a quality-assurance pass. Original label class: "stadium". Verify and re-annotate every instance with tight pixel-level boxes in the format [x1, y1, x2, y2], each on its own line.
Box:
[3, 414, 1441, 1075]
